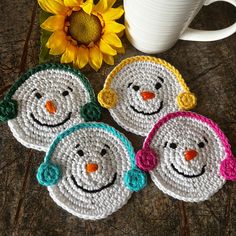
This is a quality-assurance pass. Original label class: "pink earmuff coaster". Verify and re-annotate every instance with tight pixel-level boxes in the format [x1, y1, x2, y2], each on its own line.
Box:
[136, 111, 236, 202]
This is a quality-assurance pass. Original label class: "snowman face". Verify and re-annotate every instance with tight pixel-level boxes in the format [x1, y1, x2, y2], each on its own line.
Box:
[8, 68, 91, 151]
[48, 126, 132, 219]
[109, 60, 185, 136]
[149, 116, 226, 202]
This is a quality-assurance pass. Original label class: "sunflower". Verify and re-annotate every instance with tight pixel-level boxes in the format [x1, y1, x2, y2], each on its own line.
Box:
[38, 0, 125, 71]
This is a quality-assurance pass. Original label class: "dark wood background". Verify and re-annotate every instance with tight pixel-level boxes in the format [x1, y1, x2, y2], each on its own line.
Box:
[0, 0, 236, 235]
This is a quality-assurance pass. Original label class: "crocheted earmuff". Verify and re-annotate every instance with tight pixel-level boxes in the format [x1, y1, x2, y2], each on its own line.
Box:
[0, 64, 101, 123]
[36, 122, 147, 192]
[136, 111, 236, 201]
[0, 99, 18, 122]
[98, 56, 197, 110]
[136, 111, 236, 180]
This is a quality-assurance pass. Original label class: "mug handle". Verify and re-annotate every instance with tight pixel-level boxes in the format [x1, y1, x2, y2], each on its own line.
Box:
[180, 0, 236, 41]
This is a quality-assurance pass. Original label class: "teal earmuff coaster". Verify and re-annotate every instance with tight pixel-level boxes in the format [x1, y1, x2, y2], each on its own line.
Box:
[0, 64, 101, 151]
[37, 122, 146, 220]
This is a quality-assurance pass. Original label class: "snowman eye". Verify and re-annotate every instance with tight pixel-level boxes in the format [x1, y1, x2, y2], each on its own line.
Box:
[155, 82, 162, 90]
[100, 149, 107, 156]
[127, 83, 140, 91]
[198, 137, 208, 148]
[164, 142, 177, 149]
[133, 85, 140, 91]
[77, 150, 84, 156]
[62, 91, 69, 96]
[100, 144, 110, 156]
[35, 92, 42, 99]
[198, 142, 205, 148]
[62, 87, 73, 97]
[169, 143, 177, 149]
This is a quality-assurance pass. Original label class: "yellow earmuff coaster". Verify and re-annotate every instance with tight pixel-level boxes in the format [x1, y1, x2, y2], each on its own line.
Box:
[98, 56, 197, 136]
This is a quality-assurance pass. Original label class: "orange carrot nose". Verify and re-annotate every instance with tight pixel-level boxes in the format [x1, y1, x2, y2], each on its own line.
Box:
[184, 149, 198, 161]
[86, 163, 98, 173]
[45, 100, 57, 114]
[140, 91, 155, 101]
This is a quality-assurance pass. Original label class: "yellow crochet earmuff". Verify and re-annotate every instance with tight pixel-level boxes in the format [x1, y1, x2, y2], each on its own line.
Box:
[98, 88, 117, 109]
[98, 56, 197, 110]
[177, 91, 197, 110]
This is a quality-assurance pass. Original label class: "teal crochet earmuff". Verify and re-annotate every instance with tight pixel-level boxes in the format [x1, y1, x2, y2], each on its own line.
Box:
[36, 122, 147, 192]
[0, 63, 101, 122]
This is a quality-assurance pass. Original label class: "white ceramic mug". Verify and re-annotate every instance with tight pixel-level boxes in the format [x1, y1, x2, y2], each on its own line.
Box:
[124, 0, 236, 53]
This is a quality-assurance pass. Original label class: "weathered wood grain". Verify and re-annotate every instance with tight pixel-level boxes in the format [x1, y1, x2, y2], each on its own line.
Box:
[0, 0, 236, 235]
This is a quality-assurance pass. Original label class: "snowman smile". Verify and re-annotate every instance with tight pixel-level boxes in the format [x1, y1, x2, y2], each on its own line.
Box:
[30, 112, 72, 127]
[71, 173, 117, 193]
[130, 101, 163, 116]
[171, 163, 206, 178]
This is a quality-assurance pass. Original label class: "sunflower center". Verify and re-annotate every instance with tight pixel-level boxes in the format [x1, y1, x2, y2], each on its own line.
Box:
[68, 11, 102, 45]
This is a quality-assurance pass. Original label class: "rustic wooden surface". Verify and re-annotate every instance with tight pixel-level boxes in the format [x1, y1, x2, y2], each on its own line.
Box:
[0, 0, 236, 235]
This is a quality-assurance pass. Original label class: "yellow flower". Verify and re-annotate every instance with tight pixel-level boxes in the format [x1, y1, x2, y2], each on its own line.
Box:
[38, 0, 125, 71]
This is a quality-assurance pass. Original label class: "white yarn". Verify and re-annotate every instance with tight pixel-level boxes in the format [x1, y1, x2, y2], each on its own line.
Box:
[48, 126, 132, 220]
[109, 60, 185, 136]
[8, 68, 91, 151]
[149, 116, 226, 202]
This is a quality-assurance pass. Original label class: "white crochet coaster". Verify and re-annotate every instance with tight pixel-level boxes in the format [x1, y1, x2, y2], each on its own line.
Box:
[3, 64, 101, 151]
[136, 112, 232, 202]
[37, 123, 147, 220]
[98, 56, 196, 136]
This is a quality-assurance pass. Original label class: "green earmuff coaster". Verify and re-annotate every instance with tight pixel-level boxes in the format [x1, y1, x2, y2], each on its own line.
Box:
[1, 64, 101, 151]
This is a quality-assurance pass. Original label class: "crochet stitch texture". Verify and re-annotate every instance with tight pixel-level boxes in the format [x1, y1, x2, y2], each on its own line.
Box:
[37, 122, 147, 220]
[137, 111, 236, 202]
[1, 64, 101, 151]
[98, 56, 197, 136]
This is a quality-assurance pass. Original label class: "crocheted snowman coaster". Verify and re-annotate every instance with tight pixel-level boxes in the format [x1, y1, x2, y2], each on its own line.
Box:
[135, 111, 236, 202]
[0, 64, 101, 151]
[37, 122, 147, 220]
[98, 56, 197, 136]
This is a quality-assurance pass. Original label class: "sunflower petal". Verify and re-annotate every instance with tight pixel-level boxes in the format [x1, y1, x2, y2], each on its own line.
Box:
[103, 54, 114, 65]
[61, 43, 77, 63]
[81, 0, 93, 15]
[102, 33, 122, 48]
[94, 0, 107, 13]
[54, 0, 65, 4]
[102, 6, 124, 21]
[75, 47, 89, 69]
[115, 45, 125, 54]
[63, 0, 82, 6]
[41, 15, 65, 32]
[104, 21, 125, 34]
[46, 31, 68, 55]
[89, 46, 103, 71]
[107, 0, 116, 8]
[38, 0, 68, 15]
[99, 39, 117, 56]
